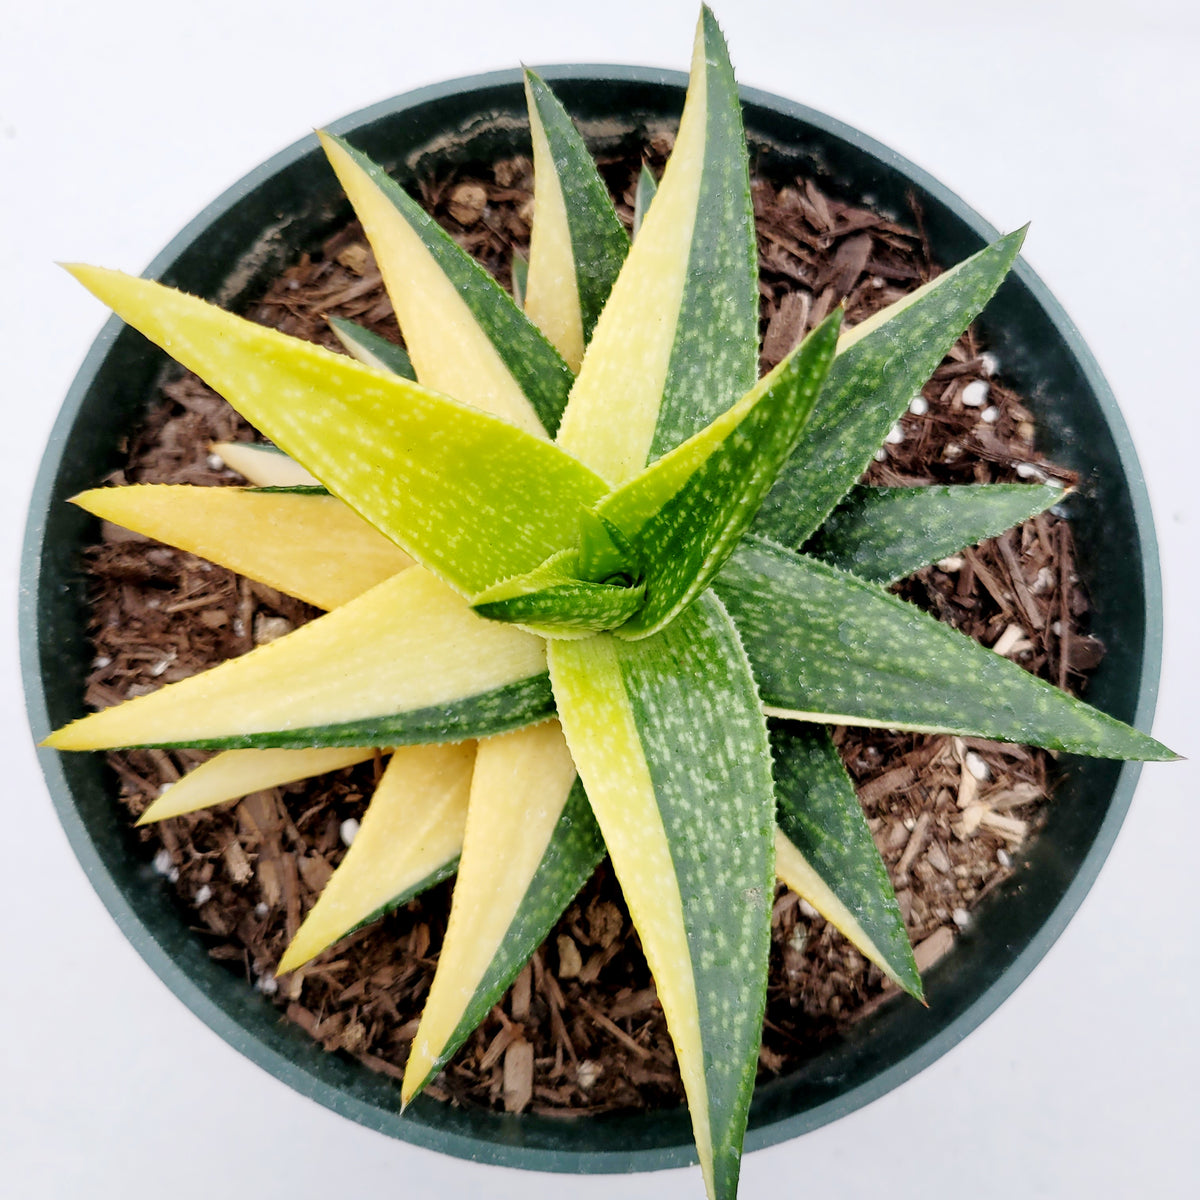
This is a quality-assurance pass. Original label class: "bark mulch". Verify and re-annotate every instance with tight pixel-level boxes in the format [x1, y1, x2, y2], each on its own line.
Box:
[79, 143, 1097, 1118]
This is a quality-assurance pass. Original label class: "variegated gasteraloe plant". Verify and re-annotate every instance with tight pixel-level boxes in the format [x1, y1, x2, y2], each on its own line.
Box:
[47, 8, 1174, 1198]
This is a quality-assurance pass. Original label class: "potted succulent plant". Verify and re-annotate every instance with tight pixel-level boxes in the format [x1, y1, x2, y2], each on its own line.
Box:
[22, 8, 1172, 1199]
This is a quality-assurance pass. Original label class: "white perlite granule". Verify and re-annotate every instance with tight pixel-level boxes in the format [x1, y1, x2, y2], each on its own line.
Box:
[961, 379, 990, 408]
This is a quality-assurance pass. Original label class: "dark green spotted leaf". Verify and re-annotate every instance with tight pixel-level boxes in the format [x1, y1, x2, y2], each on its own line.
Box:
[599, 312, 841, 639]
[754, 228, 1028, 547]
[549, 591, 774, 1200]
[472, 548, 645, 635]
[806, 482, 1064, 583]
[770, 722, 921, 998]
[327, 315, 416, 379]
[244, 484, 330, 495]
[524, 70, 630, 351]
[716, 536, 1176, 760]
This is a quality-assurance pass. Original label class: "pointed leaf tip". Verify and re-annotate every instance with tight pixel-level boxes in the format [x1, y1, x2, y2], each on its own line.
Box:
[555, 1, 756, 489]
[755, 229, 1030, 549]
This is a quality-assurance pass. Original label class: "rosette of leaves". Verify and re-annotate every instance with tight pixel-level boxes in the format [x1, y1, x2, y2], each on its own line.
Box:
[46, 9, 1173, 1198]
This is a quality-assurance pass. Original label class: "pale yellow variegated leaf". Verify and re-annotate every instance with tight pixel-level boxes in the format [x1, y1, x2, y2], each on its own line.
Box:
[319, 132, 551, 438]
[402, 722, 578, 1103]
[278, 742, 476, 974]
[138, 747, 378, 824]
[45, 567, 548, 751]
[72, 485, 412, 611]
[210, 442, 319, 487]
[524, 73, 585, 371]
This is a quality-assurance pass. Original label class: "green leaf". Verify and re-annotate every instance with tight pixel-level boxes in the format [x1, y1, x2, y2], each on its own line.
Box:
[770, 722, 921, 998]
[806, 482, 1064, 584]
[471, 549, 645, 636]
[45, 567, 553, 751]
[524, 69, 629, 369]
[278, 742, 475, 974]
[555, 7, 757, 485]
[511, 250, 528, 309]
[71, 484, 412, 611]
[319, 132, 573, 436]
[633, 163, 658, 239]
[599, 311, 841, 638]
[327, 314, 416, 379]
[549, 591, 774, 1200]
[576, 507, 641, 584]
[716, 537, 1176, 760]
[753, 228, 1028, 547]
[67, 266, 607, 597]
[402, 724, 604, 1102]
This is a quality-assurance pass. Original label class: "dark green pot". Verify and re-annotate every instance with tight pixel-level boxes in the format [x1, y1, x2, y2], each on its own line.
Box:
[20, 67, 1162, 1172]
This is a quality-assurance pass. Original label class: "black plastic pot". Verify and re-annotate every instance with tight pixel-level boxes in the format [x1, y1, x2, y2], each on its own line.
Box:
[20, 66, 1162, 1173]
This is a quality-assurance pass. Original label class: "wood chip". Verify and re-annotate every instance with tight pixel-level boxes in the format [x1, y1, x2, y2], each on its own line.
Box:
[962, 547, 1012, 614]
[256, 857, 282, 907]
[913, 927, 955, 972]
[761, 291, 810, 366]
[556, 935, 582, 979]
[992, 622, 1028, 657]
[925, 842, 952, 874]
[987, 783, 1044, 811]
[449, 182, 488, 227]
[895, 812, 932, 880]
[334, 243, 372, 275]
[585, 899, 623, 949]
[955, 802, 989, 838]
[857, 764, 917, 806]
[576, 997, 651, 1060]
[479, 1023, 518, 1073]
[608, 987, 659, 1021]
[510, 964, 532, 1021]
[956, 764, 979, 810]
[998, 532, 1045, 631]
[502, 1038, 534, 1113]
[297, 853, 333, 894]
[979, 811, 1029, 844]
[222, 837, 253, 884]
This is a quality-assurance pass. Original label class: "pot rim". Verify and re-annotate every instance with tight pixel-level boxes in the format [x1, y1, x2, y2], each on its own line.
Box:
[20, 63, 1163, 1174]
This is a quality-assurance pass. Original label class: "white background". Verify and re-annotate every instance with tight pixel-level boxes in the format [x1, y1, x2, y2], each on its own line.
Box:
[2, 2, 1197, 1196]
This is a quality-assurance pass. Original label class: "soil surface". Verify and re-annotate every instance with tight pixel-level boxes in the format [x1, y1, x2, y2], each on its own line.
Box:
[81, 144, 1097, 1117]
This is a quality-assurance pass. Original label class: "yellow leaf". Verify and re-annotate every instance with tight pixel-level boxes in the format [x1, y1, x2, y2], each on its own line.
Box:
[138, 747, 378, 824]
[72, 485, 412, 611]
[278, 742, 476, 974]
